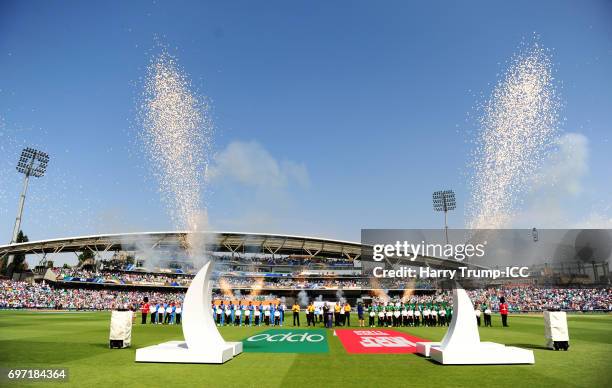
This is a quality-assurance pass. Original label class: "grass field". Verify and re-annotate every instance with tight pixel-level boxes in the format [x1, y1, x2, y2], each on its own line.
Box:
[0, 311, 610, 388]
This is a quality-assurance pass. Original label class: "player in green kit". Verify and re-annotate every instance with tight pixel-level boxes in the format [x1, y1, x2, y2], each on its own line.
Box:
[385, 304, 393, 327]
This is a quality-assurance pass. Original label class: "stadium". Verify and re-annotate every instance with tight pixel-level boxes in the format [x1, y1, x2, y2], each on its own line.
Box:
[1, 230, 610, 386]
[1, 231, 610, 309]
[1, 2, 612, 387]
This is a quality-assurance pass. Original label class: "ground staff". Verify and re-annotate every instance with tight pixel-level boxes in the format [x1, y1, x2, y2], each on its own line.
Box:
[292, 303, 301, 326]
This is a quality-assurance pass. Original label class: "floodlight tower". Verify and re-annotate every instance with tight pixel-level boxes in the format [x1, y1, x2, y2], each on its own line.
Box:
[9, 147, 49, 247]
[432, 189, 456, 245]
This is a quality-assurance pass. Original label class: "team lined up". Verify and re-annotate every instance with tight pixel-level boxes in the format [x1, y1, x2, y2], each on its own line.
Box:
[206, 300, 456, 328]
[139, 298, 183, 325]
[211, 301, 355, 328]
[362, 302, 452, 327]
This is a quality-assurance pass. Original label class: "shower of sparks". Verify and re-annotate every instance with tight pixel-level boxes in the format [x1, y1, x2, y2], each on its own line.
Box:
[218, 277, 235, 299]
[248, 277, 264, 299]
[467, 40, 561, 229]
[401, 279, 416, 302]
[369, 277, 390, 303]
[139, 50, 213, 231]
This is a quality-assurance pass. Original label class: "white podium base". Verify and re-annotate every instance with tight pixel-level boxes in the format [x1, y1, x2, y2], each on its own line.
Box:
[227, 341, 243, 356]
[429, 342, 534, 365]
[135, 341, 242, 364]
[416, 341, 440, 357]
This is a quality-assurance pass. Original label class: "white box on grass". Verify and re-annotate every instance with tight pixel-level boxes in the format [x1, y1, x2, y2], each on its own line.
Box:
[544, 311, 569, 350]
[109, 310, 133, 349]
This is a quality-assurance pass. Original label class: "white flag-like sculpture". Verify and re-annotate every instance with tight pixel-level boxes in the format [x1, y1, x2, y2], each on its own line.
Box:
[416, 283, 534, 364]
[135, 261, 242, 363]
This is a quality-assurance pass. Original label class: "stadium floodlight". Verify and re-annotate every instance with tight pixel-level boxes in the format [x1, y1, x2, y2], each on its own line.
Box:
[9, 147, 50, 245]
[432, 189, 456, 245]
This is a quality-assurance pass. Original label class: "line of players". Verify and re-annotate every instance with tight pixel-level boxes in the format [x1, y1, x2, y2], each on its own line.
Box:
[211, 300, 452, 328]
[366, 302, 452, 327]
[213, 301, 288, 326]
[211, 300, 354, 327]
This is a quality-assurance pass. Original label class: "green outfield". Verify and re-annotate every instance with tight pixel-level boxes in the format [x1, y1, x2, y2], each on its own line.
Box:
[0, 311, 609, 388]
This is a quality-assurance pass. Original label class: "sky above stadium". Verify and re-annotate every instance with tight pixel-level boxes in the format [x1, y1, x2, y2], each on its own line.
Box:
[1, 1, 611, 250]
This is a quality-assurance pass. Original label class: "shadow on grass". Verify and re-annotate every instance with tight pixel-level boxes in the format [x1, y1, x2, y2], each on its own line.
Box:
[507, 343, 549, 350]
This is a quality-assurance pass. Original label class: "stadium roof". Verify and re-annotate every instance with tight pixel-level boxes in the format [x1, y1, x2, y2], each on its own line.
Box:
[0, 231, 476, 269]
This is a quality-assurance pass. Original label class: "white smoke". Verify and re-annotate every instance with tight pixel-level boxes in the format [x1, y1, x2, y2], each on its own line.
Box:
[336, 289, 346, 304]
[297, 290, 309, 306]
[513, 133, 604, 228]
[575, 211, 612, 228]
[208, 140, 309, 189]
[206, 140, 310, 234]
[531, 133, 588, 196]
[117, 235, 169, 271]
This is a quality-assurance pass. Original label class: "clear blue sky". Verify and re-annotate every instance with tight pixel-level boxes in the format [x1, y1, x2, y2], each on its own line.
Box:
[1, 0, 611, 245]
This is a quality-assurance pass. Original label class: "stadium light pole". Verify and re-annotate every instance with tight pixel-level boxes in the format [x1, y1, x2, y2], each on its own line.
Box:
[532, 227, 538, 242]
[6, 148, 49, 267]
[432, 189, 456, 245]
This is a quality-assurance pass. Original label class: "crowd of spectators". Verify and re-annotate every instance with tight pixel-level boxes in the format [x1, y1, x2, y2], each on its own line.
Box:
[1, 279, 609, 312]
[51, 268, 368, 289]
[53, 268, 193, 287]
[44, 269, 612, 298]
[0, 280, 182, 310]
[219, 277, 367, 290]
[214, 255, 353, 267]
[374, 287, 612, 312]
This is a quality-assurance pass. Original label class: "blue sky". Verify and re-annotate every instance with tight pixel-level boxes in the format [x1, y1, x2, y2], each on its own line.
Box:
[1, 0, 611, 246]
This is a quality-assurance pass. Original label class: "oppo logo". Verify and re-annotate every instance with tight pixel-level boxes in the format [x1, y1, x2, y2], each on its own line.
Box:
[247, 332, 324, 343]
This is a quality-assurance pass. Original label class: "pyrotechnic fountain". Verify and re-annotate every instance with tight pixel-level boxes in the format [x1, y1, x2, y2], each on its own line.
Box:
[135, 50, 241, 363]
[419, 41, 560, 364]
[467, 40, 560, 229]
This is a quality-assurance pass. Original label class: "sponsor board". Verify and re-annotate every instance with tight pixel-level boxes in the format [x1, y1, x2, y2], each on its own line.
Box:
[335, 329, 428, 354]
[242, 329, 329, 353]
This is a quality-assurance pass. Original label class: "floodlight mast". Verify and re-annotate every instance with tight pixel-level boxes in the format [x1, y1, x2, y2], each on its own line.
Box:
[6, 148, 49, 267]
[432, 190, 456, 245]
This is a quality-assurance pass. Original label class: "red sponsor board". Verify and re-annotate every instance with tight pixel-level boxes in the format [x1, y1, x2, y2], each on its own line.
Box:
[335, 329, 428, 354]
